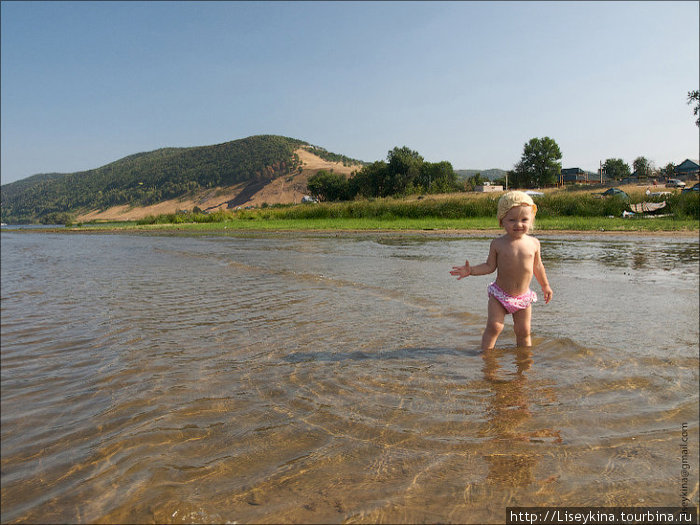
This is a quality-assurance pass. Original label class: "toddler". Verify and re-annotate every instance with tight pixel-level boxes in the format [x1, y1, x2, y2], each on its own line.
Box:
[450, 191, 553, 350]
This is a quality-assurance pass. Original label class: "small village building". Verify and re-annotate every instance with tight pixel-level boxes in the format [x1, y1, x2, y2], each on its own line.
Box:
[561, 168, 606, 185]
[673, 159, 699, 180]
[561, 168, 587, 184]
[474, 182, 503, 192]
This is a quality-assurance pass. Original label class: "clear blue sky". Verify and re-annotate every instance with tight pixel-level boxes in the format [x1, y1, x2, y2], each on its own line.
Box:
[1, 1, 698, 185]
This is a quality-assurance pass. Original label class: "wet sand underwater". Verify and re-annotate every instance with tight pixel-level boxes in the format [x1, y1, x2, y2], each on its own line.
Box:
[1, 231, 698, 523]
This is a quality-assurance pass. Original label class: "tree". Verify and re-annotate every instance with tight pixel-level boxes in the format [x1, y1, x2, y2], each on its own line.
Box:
[386, 146, 423, 196]
[513, 137, 562, 188]
[346, 146, 458, 199]
[417, 161, 458, 193]
[510, 163, 531, 188]
[603, 158, 631, 181]
[348, 147, 425, 198]
[660, 162, 676, 179]
[465, 172, 484, 191]
[633, 156, 653, 180]
[307, 170, 349, 201]
[349, 161, 389, 198]
[688, 90, 699, 127]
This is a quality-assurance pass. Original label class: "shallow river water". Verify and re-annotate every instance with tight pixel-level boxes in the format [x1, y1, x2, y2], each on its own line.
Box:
[1, 230, 698, 523]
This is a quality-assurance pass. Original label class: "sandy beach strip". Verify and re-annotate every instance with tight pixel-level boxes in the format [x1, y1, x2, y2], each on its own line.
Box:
[48, 225, 700, 241]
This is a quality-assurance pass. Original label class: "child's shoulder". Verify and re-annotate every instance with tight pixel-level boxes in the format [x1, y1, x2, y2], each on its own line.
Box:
[491, 234, 509, 247]
[493, 233, 539, 245]
[524, 234, 541, 249]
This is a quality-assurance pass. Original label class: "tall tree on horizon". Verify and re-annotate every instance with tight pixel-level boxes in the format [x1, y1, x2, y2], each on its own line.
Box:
[513, 137, 562, 188]
[386, 146, 424, 196]
[633, 156, 653, 180]
[603, 158, 631, 181]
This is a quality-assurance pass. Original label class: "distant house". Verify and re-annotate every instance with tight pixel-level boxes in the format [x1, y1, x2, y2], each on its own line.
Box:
[561, 168, 587, 184]
[674, 159, 699, 180]
[561, 168, 605, 184]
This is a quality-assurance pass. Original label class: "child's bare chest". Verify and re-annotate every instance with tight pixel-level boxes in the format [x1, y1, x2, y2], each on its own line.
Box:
[497, 244, 535, 268]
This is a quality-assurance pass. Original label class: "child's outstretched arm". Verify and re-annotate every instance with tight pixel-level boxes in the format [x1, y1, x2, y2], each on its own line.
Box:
[533, 244, 553, 303]
[450, 240, 497, 280]
[450, 260, 471, 279]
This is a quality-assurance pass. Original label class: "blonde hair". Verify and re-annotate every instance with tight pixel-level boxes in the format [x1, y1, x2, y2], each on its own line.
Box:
[497, 191, 537, 224]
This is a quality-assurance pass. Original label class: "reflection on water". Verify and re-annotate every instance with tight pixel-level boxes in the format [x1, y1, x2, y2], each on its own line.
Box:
[1, 231, 698, 523]
[481, 347, 561, 493]
[543, 237, 699, 274]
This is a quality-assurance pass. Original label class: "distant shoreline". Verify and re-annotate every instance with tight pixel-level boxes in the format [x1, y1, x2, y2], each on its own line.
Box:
[7, 225, 697, 240]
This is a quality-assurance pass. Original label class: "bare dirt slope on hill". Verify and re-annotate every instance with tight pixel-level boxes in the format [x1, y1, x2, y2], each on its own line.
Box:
[75, 148, 362, 222]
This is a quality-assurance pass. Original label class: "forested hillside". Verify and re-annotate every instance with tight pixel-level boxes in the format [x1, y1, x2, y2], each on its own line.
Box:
[455, 169, 507, 182]
[2, 135, 364, 223]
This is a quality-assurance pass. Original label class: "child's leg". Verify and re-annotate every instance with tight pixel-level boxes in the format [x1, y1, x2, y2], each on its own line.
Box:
[482, 296, 506, 351]
[512, 306, 532, 347]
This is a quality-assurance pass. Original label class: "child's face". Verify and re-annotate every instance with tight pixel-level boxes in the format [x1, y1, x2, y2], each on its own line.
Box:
[501, 205, 534, 238]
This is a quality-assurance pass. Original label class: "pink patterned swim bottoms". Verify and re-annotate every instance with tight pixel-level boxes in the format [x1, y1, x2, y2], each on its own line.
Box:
[487, 282, 537, 314]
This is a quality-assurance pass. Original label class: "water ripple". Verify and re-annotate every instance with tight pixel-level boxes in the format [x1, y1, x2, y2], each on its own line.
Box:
[1, 232, 697, 523]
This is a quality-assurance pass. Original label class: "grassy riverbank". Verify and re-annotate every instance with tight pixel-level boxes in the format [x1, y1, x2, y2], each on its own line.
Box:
[71, 187, 699, 233]
[71, 215, 699, 234]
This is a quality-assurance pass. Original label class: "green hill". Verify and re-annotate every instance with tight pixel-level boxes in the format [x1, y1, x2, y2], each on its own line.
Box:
[455, 169, 508, 182]
[1, 135, 365, 224]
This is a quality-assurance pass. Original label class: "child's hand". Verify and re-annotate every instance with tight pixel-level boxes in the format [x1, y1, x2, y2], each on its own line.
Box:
[450, 260, 471, 280]
[542, 285, 553, 304]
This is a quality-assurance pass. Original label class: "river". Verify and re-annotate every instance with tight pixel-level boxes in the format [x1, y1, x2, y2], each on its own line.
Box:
[1, 230, 698, 523]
